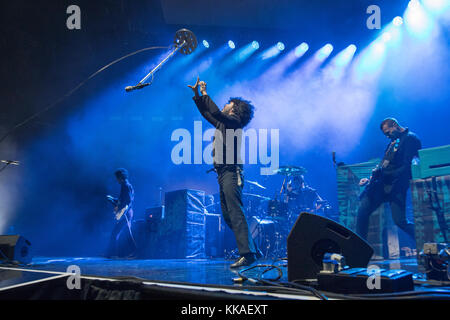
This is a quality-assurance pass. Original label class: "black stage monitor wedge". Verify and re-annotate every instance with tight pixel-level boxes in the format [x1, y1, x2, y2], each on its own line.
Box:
[287, 212, 374, 281]
[0, 235, 32, 264]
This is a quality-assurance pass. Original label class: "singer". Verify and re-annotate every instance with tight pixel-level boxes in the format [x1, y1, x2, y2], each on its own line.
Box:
[188, 77, 259, 268]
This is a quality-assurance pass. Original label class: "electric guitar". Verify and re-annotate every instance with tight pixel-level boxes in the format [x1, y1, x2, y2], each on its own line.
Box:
[114, 204, 129, 221]
[360, 138, 400, 198]
[106, 195, 129, 221]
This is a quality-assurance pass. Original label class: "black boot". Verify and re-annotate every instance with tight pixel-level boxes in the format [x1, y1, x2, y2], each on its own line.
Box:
[229, 254, 256, 268]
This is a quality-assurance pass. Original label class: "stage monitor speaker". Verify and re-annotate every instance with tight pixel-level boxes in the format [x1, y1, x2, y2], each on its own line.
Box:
[287, 212, 374, 281]
[0, 235, 32, 264]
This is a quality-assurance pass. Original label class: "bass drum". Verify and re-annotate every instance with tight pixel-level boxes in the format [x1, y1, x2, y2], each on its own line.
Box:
[267, 199, 289, 222]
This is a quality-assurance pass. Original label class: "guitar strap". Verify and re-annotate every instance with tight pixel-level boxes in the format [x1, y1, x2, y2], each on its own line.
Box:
[123, 211, 138, 248]
[381, 138, 401, 168]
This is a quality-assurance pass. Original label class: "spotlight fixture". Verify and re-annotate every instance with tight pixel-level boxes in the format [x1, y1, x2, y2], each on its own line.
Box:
[316, 43, 334, 61]
[393, 16, 403, 26]
[408, 0, 420, 9]
[277, 42, 285, 51]
[228, 40, 236, 49]
[252, 41, 260, 50]
[202, 40, 210, 48]
[348, 44, 357, 52]
[323, 44, 333, 54]
[295, 42, 309, 57]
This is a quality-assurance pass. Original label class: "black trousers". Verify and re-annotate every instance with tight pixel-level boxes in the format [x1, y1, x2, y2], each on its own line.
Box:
[217, 166, 256, 257]
[106, 210, 136, 257]
[356, 187, 416, 246]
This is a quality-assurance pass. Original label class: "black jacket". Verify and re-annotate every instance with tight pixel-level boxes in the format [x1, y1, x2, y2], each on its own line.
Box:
[193, 95, 243, 168]
[117, 180, 134, 210]
[382, 128, 421, 191]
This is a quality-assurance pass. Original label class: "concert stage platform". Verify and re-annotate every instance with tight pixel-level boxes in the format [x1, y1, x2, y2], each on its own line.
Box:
[1, 256, 449, 301]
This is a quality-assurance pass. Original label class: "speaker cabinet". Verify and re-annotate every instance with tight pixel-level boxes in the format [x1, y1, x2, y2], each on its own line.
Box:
[0, 235, 32, 264]
[287, 212, 373, 281]
[159, 189, 207, 258]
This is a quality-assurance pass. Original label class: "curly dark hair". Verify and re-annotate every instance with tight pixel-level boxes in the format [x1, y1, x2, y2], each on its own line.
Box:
[229, 97, 255, 127]
[114, 168, 129, 180]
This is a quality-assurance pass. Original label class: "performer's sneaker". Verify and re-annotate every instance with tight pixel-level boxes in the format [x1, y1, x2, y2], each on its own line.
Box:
[229, 254, 256, 269]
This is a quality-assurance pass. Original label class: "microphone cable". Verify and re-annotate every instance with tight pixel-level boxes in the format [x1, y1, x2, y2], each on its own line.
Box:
[0, 45, 170, 146]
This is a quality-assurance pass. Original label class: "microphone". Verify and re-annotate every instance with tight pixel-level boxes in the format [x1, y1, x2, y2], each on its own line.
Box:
[1, 160, 20, 166]
[125, 83, 150, 92]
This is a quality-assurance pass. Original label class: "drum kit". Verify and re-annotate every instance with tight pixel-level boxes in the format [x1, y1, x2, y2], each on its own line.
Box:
[243, 165, 332, 260]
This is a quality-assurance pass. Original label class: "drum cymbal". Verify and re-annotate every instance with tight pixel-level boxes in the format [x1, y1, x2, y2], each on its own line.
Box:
[243, 193, 271, 201]
[247, 180, 266, 189]
[273, 165, 307, 176]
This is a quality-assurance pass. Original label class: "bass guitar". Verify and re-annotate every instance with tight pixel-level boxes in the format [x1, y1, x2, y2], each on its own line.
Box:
[360, 138, 400, 198]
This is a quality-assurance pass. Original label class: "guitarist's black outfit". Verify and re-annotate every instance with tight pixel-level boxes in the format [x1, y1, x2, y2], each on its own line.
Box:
[106, 180, 136, 258]
[193, 95, 257, 264]
[356, 128, 421, 245]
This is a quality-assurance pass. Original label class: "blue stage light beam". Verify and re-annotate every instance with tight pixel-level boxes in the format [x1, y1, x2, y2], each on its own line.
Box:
[259, 45, 307, 82]
[287, 45, 332, 81]
[315, 44, 334, 61]
[351, 11, 408, 83]
[219, 41, 261, 74]
[354, 41, 386, 80]
[383, 20, 404, 47]
[261, 42, 309, 79]
[334, 44, 357, 67]
[183, 43, 233, 82]
[236, 41, 260, 62]
[321, 44, 357, 81]
[422, 0, 450, 15]
[404, 0, 435, 39]
[261, 43, 285, 60]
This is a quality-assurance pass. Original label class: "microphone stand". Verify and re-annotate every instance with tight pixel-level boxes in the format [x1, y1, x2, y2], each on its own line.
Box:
[125, 44, 184, 92]
[125, 28, 197, 92]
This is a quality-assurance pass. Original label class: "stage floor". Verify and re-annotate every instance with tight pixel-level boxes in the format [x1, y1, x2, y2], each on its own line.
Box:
[6, 256, 421, 286]
[1, 256, 449, 300]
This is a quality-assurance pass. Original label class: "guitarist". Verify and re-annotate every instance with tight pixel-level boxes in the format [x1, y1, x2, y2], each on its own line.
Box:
[105, 168, 136, 258]
[356, 118, 421, 247]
